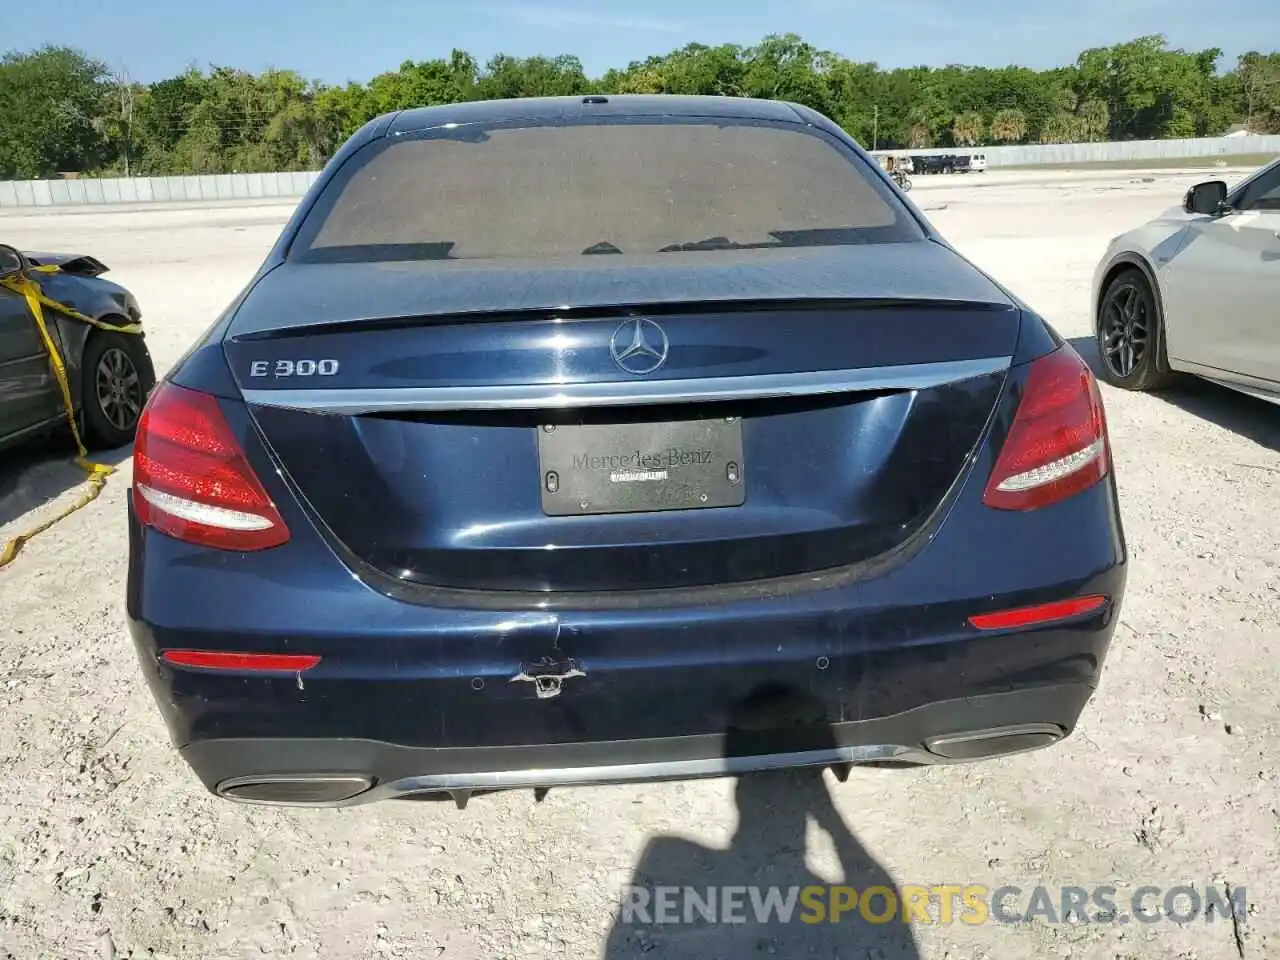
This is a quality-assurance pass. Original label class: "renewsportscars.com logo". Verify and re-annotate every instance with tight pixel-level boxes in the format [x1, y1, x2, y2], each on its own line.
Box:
[618, 883, 1248, 927]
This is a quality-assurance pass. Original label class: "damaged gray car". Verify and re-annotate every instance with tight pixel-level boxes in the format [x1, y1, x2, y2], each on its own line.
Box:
[0, 245, 156, 452]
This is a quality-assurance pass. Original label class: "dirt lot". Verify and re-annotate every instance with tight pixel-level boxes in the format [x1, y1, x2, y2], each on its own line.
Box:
[1, 166, 1278, 960]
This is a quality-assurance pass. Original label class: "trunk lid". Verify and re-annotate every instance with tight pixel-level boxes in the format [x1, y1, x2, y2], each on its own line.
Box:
[226, 244, 1018, 593]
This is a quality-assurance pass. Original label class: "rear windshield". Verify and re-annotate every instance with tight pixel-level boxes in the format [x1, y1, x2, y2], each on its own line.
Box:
[290, 119, 924, 263]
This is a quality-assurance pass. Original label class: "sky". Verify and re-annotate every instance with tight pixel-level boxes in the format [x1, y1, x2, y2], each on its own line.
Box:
[9, 0, 1278, 84]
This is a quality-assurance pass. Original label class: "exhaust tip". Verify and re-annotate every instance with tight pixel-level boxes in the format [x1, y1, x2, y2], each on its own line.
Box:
[217, 775, 373, 805]
[925, 723, 1064, 761]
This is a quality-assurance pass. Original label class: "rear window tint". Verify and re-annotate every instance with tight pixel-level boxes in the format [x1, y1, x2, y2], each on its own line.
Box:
[291, 120, 923, 262]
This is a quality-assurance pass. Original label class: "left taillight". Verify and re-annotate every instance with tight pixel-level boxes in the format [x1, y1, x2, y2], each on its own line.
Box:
[132, 382, 290, 550]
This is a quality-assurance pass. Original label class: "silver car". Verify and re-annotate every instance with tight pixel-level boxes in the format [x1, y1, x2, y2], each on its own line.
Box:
[1092, 157, 1280, 404]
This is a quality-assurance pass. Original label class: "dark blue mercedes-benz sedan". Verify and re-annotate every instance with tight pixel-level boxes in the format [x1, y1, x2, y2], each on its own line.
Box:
[126, 95, 1125, 807]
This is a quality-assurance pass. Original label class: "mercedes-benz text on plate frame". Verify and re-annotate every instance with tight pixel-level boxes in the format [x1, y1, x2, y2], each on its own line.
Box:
[610, 318, 670, 375]
[538, 417, 746, 517]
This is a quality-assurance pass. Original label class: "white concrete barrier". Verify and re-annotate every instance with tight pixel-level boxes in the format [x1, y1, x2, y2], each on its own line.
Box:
[3, 136, 1278, 208]
[0, 171, 301, 207]
[871, 134, 1280, 168]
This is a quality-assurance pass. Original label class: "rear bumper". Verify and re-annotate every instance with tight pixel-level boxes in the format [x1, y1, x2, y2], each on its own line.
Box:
[130, 552, 1121, 806]
[183, 682, 1093, 807]
[126, 425, 1128, 806]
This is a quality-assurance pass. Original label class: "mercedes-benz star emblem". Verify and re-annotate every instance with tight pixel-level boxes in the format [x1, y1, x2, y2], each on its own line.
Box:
[609, 318, 669, 375]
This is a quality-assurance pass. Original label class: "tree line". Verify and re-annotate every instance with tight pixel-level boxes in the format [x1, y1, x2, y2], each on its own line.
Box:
[1, 34, 1278, 179]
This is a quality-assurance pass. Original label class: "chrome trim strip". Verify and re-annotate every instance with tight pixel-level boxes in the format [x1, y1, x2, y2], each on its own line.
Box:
[383, 744, 938, 795]
[217, 744, 944, 807]
[242, 356, 1011, 413]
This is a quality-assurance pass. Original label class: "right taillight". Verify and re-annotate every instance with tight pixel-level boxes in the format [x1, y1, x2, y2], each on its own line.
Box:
[132, 382, 290, 550]
[983, 345, 1110, 511]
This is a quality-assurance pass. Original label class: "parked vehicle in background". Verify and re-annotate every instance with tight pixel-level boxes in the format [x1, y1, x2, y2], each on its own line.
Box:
[910, 153, 987, 175]
[127, 95, 1126, 809]
[1092, 156, 1280, 403]
[912, 154, 955, 175]
[0, 246, 155, 452]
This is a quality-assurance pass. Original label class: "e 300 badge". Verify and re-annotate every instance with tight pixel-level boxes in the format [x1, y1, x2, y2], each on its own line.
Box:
[248, 359, 340, 379]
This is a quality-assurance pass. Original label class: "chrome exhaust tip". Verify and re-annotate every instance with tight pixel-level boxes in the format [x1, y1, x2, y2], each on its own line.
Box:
[216, 775, 373, 805]
[925, 723, 1065, 761]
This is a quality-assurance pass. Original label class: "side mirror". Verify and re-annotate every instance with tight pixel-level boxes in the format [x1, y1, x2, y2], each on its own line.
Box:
[1184, 181, 1228, 216]
[0, 244, 28, 281]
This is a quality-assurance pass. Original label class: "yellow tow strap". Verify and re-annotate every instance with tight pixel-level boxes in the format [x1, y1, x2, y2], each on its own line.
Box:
[0, 265, 143, 569]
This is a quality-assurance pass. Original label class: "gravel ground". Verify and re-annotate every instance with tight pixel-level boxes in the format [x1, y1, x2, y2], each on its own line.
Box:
[1, 167, 1277, 960]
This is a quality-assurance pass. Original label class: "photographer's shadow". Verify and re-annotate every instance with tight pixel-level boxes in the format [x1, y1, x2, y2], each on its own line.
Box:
[604, 689, 921, 958]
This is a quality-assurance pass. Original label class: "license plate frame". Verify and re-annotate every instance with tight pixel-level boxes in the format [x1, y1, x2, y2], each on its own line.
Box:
[537, 418, 745, 517]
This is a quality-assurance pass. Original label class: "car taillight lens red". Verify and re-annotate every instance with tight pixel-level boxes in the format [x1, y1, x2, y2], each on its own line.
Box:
[983, 345, 1110, 511]
[132, 383, 290, 550]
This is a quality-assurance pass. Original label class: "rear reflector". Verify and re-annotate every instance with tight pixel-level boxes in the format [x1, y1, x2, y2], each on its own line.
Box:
[983, 345, 1110, 511]
[161, 650, 321, 672]
[132, 383, 290, 550]
[968, 595, 1107, 630]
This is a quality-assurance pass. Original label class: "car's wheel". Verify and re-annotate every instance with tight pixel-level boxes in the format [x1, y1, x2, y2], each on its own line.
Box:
[81, 328, 157, 449]
[1095, 268, 1176, 391]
